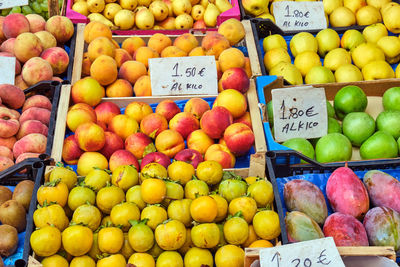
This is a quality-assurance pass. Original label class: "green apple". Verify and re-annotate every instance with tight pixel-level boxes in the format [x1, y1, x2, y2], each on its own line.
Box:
[383, 87, 400, 111]
[362, 60, 395, 80]
[351, 42, 385, 69]
[315, 133, 352, 163]
[360, 131, 398, 159]
[341, 29, 366, 52]
[269, 62, 303, 85]
[305, 66, 335, 84]
[289, 32, 318, 57]
[327, 101, 335, 118]
[309, 117, 342, 146]
[329, 6, 356, 27]
[342, 112, 375, 146]
[376, 110, 400, 139]
[316, 28, 340, 57]
[282, 138, 315, 162]
[334, 64, 364, 83]
[267, 100, 274, 126]
[334, 85, 368, 120]
[323, 48, 352, 71]
[263, 34, 287, 52]
[362, 23, 388, 44]
[376, 36, 400, 64]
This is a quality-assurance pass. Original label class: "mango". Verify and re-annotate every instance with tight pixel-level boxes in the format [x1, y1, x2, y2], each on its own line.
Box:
[284, 179, 328, 225]
[363, 207, 400, 251]
[363, 170, 400, 214]
[285, 211, 324, 243]
[326, 167, 369, 220]
[323, 212, 368, 246]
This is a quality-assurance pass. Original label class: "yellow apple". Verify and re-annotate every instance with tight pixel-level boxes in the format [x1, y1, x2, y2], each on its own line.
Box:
[263, 47, 291, 71]
[257, 13, 275, 22]
[289, 32, 318, 57]
[377, 36, 400, 64]
[355, 5, 382, 25]
[294, 51, 321, 77]
[343, 0, 366, 13]
[263, 34, 287, 52]
[335, 64, 364, 82]
[396, 64, 400, 78]
[242, 0, 269, 16]
[316, 28, 340, 57]
[362, 23, 388, 43]
[329, 6, 356, 27]
[340, 29, 365, 51]
[324, 0, 343, 15]
[324, 48, 351, 71]
[269, 62, 303, 85]
[383, 5, 400, 33]
[305, 66, 335, 84]
[351, 43, 385, 69]
[362, 60, 394, 80]
[381, 2, 399, 16]
[366, 0, 390, 10]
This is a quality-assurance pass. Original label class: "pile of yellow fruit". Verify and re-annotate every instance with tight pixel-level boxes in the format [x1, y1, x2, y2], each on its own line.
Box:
[29, 160, 280, 267]
[72, 0, 233, 30]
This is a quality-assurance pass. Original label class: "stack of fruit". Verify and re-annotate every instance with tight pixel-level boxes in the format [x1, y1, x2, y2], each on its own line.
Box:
[29, 161, 279, 266]
[71, 0, 233, 30]
[280, 166, 400, 251]
[0, 14, 74, 89]
[0, 0, 63, 19]
[262, 25, 400, 85]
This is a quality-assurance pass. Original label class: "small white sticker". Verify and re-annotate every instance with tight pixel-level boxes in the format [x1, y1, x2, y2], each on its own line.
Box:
[0, 0, 29, 9]
[0, 56, 15, 85]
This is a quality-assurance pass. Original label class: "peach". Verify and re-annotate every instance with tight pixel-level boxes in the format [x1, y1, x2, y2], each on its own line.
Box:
[141, 151, 171, 169]
[234, 111, 252, 129]
[133, 75, 152, 96]
[13, 133, 47, 159]
[87, 36, 115, 62]
[21, 57, 53, 86]
[187, 129, 214, 155]
[14, 32, 43, 63]
[220, 68, 250, 94]
[2, 14, 30, 39]
[161, 46, 187, 57]
[169, 112, 200, 139]
[26, 14, 46, 33]
[94, 102, 121, 126]
[106, 79, 133, 97]
[214, 89, 247, 119]
[155, 129, 185, 158]
[0, 146, 13, 160]
[183, 98, 210, 120]
[62, 134, 84, 165]
[119, 60, 147, 85]
[51, 77, 63, 82]
[244, 57, 252, 78]
[140, 113, 168, 138]
[189, 47, 205, 56]
[99, 131, 125, 159]
[200, 106, 233, 139]
[0, 107, 19, 138]
[75, 122, 106, 152]
[219, 48, 246, 72]
[109, 149, 140, 172]
[173, 33, 199, 54]
[81, 52, 91, 77]
[67, 104, 97, 132]
[114, 48, 133, 68]
[0, 84, 25, 109]
[201, 32, 230, 59]
[45, 16, 74, 44]
[0, 17, 5, 41]
[148, 33, 172, 54]
[204, 144, 235, 168]
[224, 123, 254, 156]
[34, 31, 57, 50]
[23, 95, 52, 112]
[16, 120, 48, 140]
[121, 37, 146, 56]
[0, 137, 16, 150]
[20, 107, 51, 126]
[216, 60, 222, 80]
[109, 114, 139, 140]
[125, 101, 153, 123]
[0, 156, 14, 171]
[84, 21, 112, 44]
[15, 152, 40, 164]
[174, 148, 203, 168]
[134, 46, 159, 68]
[155, 100, 181, 121]
[0, 52, 21, 75]
[0, 38, 15, 55]
[193, 20, 206, 29]
[77, 152, 108, 176]
[157, 17, 176, 29]
[90, 55, 118, 86]
[40, 47, 70, 75]
[71, 77, 105, 106]
[125, 132, 155, 159]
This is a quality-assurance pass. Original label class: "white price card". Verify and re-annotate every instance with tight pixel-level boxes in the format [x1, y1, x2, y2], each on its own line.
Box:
[149, 56, 218, 96]
[0, 56, 15, 85]
[0, 0, 29, 9]
[272, 1, 327, 32]
[272, 86, 327, 142]
[260, 237, 345, 267]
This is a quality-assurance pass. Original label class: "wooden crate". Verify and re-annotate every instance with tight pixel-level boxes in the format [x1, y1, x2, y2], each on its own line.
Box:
[244, 246, 397, 267]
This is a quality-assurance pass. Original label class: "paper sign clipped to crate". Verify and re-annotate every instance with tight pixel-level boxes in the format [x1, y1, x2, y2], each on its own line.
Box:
[0, 56, 15, 85]
[259, 237, 345, 267]
[272, 86, 327, 142]
[272, 1, 327, 32]
[149, 56, 218, 96]
[0, 0, 28, 9]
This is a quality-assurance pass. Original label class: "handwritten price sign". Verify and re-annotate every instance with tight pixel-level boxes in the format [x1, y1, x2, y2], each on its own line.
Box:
[272, 1, 327, 32]
[260, 237, 345, 267]
[0, 0, 28, 9]
[0, 56, 15, 85]
[149, 56, 218, 96]
[272, 86, 327, 142]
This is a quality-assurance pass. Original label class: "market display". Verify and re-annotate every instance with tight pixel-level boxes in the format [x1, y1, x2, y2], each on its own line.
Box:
[0, 0, 63, 19]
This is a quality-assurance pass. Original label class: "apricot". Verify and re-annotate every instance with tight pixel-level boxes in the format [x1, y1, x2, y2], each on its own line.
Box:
[161, 46, 187, 57]
[106, 79, 133, 97]
[133, 75, 152, 96]
[87, 36, 115, 62]
[134, 46, 159, 68]
[188, 47, 205, 56]
[119, 60, 147, 85]
[90, 55, 118, 86]
[173, 33, 199, 54]
[218, 48, 245, 72]
[201, 32, 230, 59]
[114, 48, 133, 68]
[84, 21, 113, 43]
[81, 52, 91, 77]
[121, 37, 146, 56]
[148, 33, 172, 54]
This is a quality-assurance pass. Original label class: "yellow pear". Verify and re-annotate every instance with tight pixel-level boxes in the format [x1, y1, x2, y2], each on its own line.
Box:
[200, 0, 210, 8]
[135, 7, 155, 29]
[150, 0, 169, 21]
[138, 0, 152, 7]
[294, 51, 321, 77]
[377, 36, 400, 64]
[323, 48, 351, 71]
[72, 1, 89, 16]
[88, 13, 118, 29]
[105, 0, 117, 2]
[215, 0, 232, 12]
[269, 62, 303, 85]
[114, 9, 135, 29]
[87, 0, 105, 13]
[119, 0, 137, 9]
[335, 64, 363, 82]
[191, 5, 205, 20]
[173, 0, 192, 15]
[204, 3, 220, 27]
[175, 14, 194, 29]
[103, 3, 122, 19]
[190, 0, 201, 6]
[352, 42, 385, 69]
[362, 60, 394, 80]
[162, 0, 174, 16]
[157, 17, 176, 29]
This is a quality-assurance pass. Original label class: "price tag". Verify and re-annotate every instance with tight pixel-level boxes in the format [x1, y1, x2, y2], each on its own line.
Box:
[0, 56, 15, 85]
[272, 1, 327, 32]
[272, 86, 327, 142]
[260, 237, 345, 267]
[149, 56, 218, 96]
[0, 0, 28, 9]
